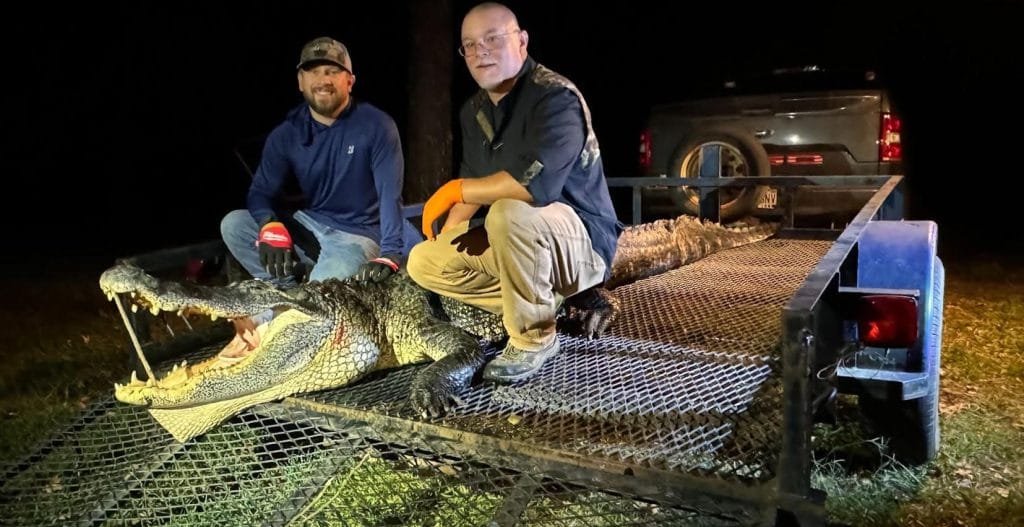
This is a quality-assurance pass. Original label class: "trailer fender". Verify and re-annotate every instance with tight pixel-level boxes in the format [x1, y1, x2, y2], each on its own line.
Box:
[851, 220, 944, 464]
[857, 220, 939, 292]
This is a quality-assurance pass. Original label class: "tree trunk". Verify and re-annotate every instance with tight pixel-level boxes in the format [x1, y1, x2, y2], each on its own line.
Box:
[405, 0, 453, 203]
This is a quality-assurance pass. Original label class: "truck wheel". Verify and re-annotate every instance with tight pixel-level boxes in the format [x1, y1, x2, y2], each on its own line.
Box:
[860, 256, 944, 465]
[667, 126, 770, 222]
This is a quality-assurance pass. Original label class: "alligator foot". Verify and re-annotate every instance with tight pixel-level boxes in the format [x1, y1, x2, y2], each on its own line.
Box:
[560, 287, 621, 339]
[408, 347, 486, 419]
[409, 377, 466, 419]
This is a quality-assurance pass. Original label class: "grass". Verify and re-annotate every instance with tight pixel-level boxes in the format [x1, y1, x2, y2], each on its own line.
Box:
[1, 254, 1022, 525]
[0, 268, 128, 462]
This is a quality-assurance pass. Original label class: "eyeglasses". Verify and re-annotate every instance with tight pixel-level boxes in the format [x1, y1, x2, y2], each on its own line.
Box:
[458, 29, 521, 58]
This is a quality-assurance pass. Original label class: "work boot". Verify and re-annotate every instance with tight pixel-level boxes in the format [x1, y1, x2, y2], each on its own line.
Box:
[483, 338, 560, 383]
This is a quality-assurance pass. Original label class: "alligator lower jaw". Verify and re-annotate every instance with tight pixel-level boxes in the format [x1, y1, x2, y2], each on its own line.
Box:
[113, 318, 271, 404]
[114, 359, 237, 407]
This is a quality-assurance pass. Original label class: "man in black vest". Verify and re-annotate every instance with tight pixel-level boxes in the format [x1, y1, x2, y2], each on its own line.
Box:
[407, 2, 622, 383]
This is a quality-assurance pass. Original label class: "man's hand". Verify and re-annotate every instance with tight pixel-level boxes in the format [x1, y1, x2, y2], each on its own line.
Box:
[422, 179, 464, 240]
[257, 221, 294, 278]
[353, 254, 401, 282]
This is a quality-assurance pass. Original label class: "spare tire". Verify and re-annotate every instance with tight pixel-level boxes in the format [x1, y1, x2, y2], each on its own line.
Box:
[667, 126, 770, 222]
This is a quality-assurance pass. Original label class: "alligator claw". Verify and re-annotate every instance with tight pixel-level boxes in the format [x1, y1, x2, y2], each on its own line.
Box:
[409, 374, 464, 419]
[561, 287, 621, 339]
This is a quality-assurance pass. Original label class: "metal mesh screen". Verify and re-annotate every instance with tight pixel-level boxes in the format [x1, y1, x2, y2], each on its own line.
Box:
[2, 239, 831, 526]
[1, 395, 739, 526]
[313, 239, 831, 480]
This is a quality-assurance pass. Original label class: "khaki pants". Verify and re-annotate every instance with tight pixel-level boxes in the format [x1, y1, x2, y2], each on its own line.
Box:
[407, 200, 607, 351]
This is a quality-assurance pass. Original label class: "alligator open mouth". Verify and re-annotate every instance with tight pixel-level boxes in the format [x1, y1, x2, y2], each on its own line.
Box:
[96, 262, 489, 442]
[98, 264, 321, 409]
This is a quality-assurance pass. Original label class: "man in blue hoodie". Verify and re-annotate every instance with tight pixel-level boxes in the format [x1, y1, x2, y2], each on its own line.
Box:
[221, 36, 406, 288]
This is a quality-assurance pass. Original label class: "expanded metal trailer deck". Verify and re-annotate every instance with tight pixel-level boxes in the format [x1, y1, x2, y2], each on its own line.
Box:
[2, 176, 913, 526]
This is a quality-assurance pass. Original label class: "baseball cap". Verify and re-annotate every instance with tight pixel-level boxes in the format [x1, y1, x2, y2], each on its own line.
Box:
[297, 37, 353, 73]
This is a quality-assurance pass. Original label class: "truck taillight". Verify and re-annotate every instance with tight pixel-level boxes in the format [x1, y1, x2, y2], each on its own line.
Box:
[858, 295, 918, 348]
[786, 154, 824, 165]
[639, 129, 652, 173]
[880, 113, 902, 162]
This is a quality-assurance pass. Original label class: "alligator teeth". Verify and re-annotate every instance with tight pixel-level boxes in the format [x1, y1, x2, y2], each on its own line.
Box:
[114, 382, 122, 390]
[131, 303, 138, 313]
[150, 305, 160, 316]
[130, 292, 137, 298]
[107, 293, 114, 301]
[211, 314, 218, 321]
[131, 370, 139, 384]
[158, 362, 191, 388]
[179, 360, 188, 368]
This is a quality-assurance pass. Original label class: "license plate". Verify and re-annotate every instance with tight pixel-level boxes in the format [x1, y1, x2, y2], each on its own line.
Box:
[757, 187, 778, 209]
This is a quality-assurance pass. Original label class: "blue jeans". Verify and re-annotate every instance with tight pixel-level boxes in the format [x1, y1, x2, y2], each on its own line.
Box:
[221, 209, 379, 286]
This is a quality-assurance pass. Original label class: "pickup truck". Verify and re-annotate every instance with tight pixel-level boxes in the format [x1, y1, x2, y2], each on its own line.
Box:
[638, 65, 903, 222]
[6, 173, 943, 526]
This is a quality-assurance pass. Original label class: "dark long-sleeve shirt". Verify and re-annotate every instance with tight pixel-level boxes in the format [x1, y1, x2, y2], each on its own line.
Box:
[458, 57, 622, 278]
[248, 99, 405, 256]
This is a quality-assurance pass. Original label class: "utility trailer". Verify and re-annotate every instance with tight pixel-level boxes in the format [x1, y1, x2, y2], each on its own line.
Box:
[0, 174, 943, 526]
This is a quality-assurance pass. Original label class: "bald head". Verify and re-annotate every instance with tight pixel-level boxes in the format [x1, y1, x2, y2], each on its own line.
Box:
[461, 2, 529, 101]
[464, 2, 519, 28]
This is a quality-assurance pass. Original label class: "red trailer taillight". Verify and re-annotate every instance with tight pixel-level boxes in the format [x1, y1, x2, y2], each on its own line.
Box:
[638, 129, 652, 173]
[858, 294, 918, 348]
[880, 113, 902, 162]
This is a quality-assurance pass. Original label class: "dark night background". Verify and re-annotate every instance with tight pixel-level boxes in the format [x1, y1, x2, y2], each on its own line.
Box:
[6, 0, 1024, 279]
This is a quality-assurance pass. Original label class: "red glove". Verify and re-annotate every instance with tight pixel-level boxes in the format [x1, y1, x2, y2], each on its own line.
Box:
[257, 221, 294, 278]
[421, 179, 464, 241]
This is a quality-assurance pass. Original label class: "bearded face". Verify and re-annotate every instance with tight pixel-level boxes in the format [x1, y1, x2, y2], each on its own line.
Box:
[297, 64, 354, 121]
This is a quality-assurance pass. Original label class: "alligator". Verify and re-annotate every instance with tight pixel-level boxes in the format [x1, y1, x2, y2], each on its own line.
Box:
[99, 215, 778, 442]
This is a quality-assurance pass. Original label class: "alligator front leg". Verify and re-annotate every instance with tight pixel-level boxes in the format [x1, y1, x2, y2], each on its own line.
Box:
[409, 336, 487, 417]
[396, 315, 486, 418]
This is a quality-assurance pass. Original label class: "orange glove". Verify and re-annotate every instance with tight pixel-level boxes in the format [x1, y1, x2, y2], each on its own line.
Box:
[421, 179, 464, 240]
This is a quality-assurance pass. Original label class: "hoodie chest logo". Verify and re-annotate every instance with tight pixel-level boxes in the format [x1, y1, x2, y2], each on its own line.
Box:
[347, 145, 355, 155]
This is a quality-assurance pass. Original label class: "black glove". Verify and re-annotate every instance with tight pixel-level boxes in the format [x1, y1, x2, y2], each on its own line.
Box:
[353, 254, 401, 282]
[257, 220, 294, 278]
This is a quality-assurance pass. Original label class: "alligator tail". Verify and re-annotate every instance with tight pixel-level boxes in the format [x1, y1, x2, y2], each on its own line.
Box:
[606, 216, 778, 288]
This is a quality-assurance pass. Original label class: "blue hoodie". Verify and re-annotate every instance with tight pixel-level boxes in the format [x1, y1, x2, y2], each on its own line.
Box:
[248, 99, 405, 256]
